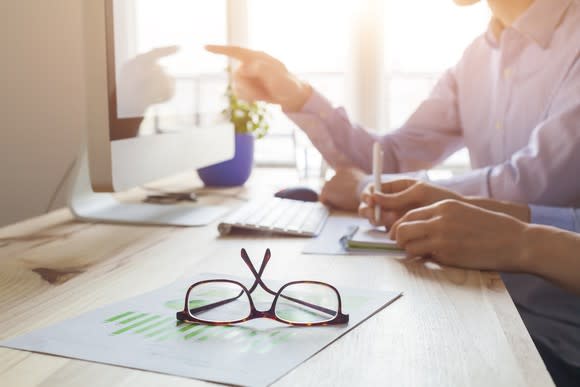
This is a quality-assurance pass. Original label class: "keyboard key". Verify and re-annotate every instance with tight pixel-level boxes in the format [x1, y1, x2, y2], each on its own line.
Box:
[260, 200, 292, 228]
[218, 197, 329, 237]
[243, 199, 277, 225]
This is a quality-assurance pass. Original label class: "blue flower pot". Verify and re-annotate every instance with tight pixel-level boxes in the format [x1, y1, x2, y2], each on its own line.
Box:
[197, 133, 254, 187]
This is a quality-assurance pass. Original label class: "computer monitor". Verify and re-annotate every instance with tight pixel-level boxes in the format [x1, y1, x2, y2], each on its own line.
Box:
[71, 0, 235, 226]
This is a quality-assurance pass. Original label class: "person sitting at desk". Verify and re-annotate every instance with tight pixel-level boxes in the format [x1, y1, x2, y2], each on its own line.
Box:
[206, 3, 580, 383]
[358, 179, 580, 387]
[206, 0, 580, 211]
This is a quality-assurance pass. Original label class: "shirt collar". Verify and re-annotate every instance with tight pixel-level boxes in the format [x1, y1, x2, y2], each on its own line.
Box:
[484, 0, 573, 49]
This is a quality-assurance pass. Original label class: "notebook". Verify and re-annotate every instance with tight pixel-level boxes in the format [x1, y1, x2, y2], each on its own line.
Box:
[344, 225, 402, 251]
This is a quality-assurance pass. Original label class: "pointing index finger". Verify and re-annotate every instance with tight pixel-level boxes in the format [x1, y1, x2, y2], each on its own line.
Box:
[205, 45, 259, 62]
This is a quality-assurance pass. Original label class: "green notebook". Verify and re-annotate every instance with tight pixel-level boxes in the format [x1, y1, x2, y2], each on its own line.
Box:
[344, 225, 402, 251]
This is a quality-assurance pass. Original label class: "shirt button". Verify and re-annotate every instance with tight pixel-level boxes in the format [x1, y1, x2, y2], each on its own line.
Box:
[503, 67, 513, 80]
[319, 111, 328, 119]
[495, 121, 503, 130]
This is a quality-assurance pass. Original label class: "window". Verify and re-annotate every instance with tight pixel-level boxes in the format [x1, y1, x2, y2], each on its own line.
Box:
[247, 0, 355, 167]
[119, 1, 491, 171]
[385, 1, 490, 171]
[248, 1, 490, 170]
[114, 0, 229, 134]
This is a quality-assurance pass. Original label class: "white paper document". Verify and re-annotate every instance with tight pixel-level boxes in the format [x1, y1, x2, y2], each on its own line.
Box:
[346, 226, 401, 251]
[1, 274, 401, 387]
[303, 215, 404, 256]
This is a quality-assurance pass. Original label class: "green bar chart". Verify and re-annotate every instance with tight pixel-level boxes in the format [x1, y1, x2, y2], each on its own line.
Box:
[104, 310, 297, 354]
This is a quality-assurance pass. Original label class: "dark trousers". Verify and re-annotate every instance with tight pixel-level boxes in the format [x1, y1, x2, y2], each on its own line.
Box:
[534, 339, 580, 387]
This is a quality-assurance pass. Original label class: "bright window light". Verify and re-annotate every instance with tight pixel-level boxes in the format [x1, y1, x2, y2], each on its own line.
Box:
[127, 1, 492, 171]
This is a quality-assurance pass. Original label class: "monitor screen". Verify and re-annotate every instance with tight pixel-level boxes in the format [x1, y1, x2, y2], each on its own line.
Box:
[106, 0, 229, 140]
[83, 0, 234, 193]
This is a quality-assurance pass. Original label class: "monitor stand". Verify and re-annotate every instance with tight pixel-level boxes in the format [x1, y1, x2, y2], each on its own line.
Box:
[67, 146, 230, 227]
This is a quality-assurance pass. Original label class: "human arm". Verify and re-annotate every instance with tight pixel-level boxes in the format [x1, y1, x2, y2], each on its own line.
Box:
[387, 200, 580, 295]
[286, 71, 464, 174]
[358, 179, 580, 292]
[359, 177, 580, 233]
[359, 179, 530, 227]
[205, 45, 468, 210]
[521, 224, 580, 295]
[205, 45, 464, 173]
[205, 45, 312, 113]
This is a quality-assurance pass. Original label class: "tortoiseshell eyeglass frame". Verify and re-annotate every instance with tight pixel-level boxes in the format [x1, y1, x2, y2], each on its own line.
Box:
[176, 248, 349, 327]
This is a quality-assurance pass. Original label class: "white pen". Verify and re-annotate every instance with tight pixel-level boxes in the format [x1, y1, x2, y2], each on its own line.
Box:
[372, 142, 382, 224]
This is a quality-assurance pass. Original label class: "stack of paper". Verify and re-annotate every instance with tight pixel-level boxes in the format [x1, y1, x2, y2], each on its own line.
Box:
[345, 226, 402, 251]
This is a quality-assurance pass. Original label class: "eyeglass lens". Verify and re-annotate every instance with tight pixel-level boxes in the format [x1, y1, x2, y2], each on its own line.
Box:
[187, 282, 251, 323]
[275, 283, 339, 324]
[187, 281, 340, 324]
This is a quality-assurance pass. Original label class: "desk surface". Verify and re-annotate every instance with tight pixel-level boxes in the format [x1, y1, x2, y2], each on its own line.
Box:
[0, 168, 553, 386]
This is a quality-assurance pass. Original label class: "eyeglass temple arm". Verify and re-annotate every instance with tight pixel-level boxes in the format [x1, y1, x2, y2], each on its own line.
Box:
[242, 249, 343, 317]
[277, 293, 339, 317]
[241, 248, 278, 296]
[182, 249, 273, 318]
[185, 293, 244, 317]
[184, 249, 345, 320]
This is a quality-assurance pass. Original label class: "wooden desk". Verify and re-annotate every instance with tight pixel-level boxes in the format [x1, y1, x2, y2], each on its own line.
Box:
[0, 169, 553, 386]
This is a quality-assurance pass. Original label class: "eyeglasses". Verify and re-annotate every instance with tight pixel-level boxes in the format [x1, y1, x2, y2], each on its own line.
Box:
[176, 249, 349, 327]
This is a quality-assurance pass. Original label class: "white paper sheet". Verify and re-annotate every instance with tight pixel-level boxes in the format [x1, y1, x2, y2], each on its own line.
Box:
[348, 226, 400, 250]
[1, 274, 401, 387]
[303, 215, 405, 256]
[302, 215, 368, 255]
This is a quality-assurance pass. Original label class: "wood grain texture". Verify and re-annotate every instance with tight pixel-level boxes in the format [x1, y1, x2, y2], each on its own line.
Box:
[0, 169, 553, 387]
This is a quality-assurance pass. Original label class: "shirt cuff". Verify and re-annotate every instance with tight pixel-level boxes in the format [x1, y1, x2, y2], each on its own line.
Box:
[530, 205, 577, 232]
[285, 89, 336, 121]
[285, 90, 353, 168]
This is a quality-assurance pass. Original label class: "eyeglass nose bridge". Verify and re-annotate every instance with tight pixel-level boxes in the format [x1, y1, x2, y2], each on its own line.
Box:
[252, 309, 271, 318]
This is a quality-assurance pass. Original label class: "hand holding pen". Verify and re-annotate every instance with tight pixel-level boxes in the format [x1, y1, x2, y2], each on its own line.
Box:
[373, 142, 383, 224]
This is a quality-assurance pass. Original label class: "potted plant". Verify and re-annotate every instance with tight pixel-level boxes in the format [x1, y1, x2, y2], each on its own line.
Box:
[197, 82, 270, 187]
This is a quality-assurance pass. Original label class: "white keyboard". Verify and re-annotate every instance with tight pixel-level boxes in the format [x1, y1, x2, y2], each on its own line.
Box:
[218, 197, 329, 237]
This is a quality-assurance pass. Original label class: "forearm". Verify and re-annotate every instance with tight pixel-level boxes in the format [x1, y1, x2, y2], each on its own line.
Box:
[465, 197, 530, 222]
[460, 198, 580, 293]
[288, 67, 465, 173]
[286, 90, 385, 172]
[462, 198, 580, 234]
[522, 225, 580, 295]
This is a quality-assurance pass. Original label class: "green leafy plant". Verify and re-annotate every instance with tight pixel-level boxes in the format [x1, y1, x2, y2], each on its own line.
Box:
[223, 83, 270, 139]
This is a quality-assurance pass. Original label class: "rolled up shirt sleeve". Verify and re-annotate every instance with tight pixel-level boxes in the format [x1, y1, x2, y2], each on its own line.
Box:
[285, 91, 357, 169]
[286, 68, 464, 175]
[530, 205, 580, 233]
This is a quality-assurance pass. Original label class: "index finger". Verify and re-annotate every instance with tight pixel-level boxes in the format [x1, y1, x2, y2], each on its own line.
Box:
[389, 203, 438, 239]
[205, 45, 261, 62]
[379, 179, 417, 194]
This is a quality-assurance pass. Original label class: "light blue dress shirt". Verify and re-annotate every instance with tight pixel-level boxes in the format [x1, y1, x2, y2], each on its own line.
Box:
[286, 0, 580, 367]
[504, 206, 580, 368]
[531, 206, 580, 233]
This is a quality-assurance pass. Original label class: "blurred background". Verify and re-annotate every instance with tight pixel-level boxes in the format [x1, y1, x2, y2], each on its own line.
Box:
[0, 0, 489, 226]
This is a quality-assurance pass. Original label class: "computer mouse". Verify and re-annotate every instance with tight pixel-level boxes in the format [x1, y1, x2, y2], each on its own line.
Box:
[274, 187, 319, 202]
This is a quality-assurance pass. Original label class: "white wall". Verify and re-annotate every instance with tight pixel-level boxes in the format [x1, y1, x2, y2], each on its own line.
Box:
[0, 1, 85, 227]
